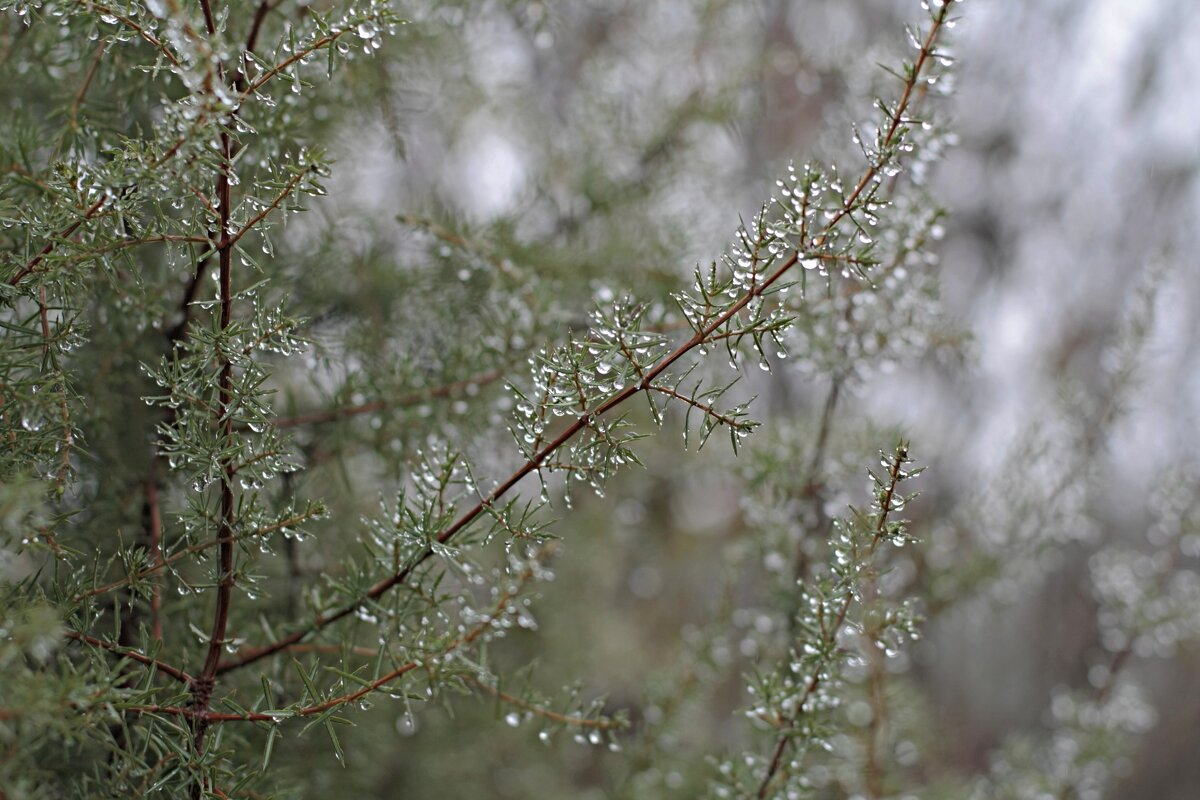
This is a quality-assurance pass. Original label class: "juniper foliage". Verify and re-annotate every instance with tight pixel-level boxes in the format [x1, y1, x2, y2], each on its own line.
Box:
[2, 0, 1198, 798]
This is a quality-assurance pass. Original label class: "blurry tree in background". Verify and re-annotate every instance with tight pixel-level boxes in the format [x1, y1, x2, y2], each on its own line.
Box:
[2, 0, 1199, 798]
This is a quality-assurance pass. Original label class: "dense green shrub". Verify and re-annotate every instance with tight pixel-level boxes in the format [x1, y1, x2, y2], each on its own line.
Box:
[3, 0, 1197, 797]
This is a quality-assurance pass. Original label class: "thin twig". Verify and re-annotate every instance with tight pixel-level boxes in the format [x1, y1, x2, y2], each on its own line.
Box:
[239, 29, 354, 101]
[67, 43, 106, 133]
[37, 285, 51, 356]
[129, 546, 553, 721]
[83, 1, 181, 69]
[648, 384, 746, 429]
[64, 631, 192, 684]
[8, 196, 108, 287]
[755, 447, 908, 798]
[213, 167, 309, 254]
[70, 509, 321, 603]
[461, 673, 624, 731]
[167, 257, 209, 343]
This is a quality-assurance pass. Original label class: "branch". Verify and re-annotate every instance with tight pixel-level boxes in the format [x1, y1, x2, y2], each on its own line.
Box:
[221, 252, 800, 672]
[7, 196, 108, 287]
[86, 233, 211, 259]
[461, 673, 625, 732]
[218, 0, 953, 678]
[66, 43, 106, 134]
[239, 29, 354, 102]
[64, 631, 193, 684]
[167, 256, 209, 343]
[755, 446, 909, 799]
[648, 384, 749, 430]
[213, 167, 309, 254]
[191, 92, 238, 763]
[28, 234, 212, 292]
[126, 545, 552, 722]
[70, 509, 322, 603]
[197, 0, 218, 37]
[83, 2, 182, 69]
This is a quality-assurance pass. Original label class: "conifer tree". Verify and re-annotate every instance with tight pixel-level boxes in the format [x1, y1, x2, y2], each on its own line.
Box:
[3, 0, 1198, 798]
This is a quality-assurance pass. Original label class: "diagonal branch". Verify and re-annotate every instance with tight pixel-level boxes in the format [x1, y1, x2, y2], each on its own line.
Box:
[7, 196, 108, 287]
[648, 384, 749, 430]
[64, 631, 192, 684]
[214, 167, 310, 254]
[217, 0, 953, 678]
[125, 545, 553, 722]
[239, 29, 355, 102]
[461, 673, 626, 732]
[84, 2, 182, 69]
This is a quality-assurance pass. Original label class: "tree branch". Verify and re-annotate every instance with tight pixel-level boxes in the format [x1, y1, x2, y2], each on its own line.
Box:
[217, 0, 952, 679]
[7, 196, 108, 287]
[128, 545, 552, 722]
[64, 631, 193, 684]
[755, 446, 909, 798]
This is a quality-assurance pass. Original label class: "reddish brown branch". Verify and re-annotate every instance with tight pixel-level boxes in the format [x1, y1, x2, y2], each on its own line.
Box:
[192, 120, 237, 760]
[461, 673, 624, 731]
[239, 29, 353, 101]
[167, 257, 209, 343]
[37, 285, 51, 355]
[198, 0, 218, 36]
[269, 643, 620, 730]
[67, 43, 106, 132]
[130, 548, 550, 721]
[132, 658, 415, 723]
[219, 0, 950, 682]
[221, 258, 804, 672]
[64, 631, 193, 684]
[214, 167, 308, 254]
[8, 196, 108, 287]
[197, 143, 236, 676]
[85, 2, 182, 68]
[648, 384, 745, 429]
